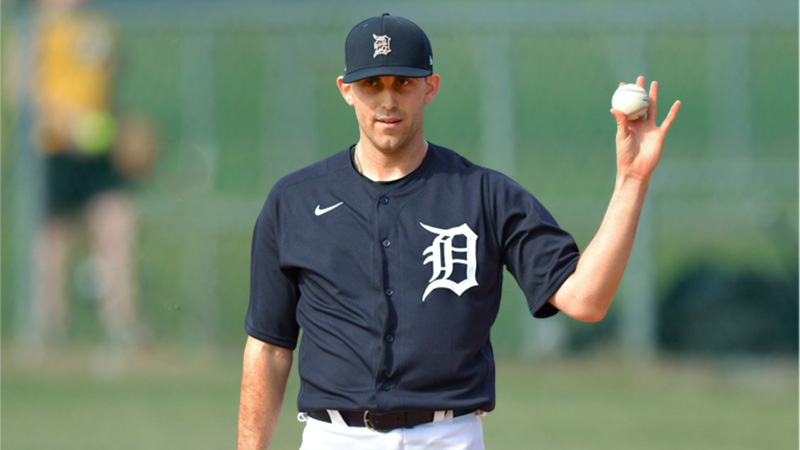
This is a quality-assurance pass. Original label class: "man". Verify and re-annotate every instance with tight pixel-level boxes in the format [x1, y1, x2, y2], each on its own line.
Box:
[238, 14, 680, 450]
[28, 0, 141, 355]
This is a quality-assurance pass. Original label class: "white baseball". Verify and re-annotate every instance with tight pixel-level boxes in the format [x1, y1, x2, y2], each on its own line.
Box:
[611, 84, 649, 120]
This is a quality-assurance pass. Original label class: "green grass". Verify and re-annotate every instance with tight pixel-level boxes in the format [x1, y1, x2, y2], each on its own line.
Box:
[2, 346, 796, 450]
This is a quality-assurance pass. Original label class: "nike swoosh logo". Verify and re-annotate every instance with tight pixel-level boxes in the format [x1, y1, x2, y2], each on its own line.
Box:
[314, 202, 344, 216]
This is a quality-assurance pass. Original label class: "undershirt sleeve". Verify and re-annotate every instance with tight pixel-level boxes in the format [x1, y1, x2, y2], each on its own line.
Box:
[244, 187, 301, 348]
[494, 175, 580, 318]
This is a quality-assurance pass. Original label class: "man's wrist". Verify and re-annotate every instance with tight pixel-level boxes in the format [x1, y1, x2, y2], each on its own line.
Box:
[615, 172, 650, 193]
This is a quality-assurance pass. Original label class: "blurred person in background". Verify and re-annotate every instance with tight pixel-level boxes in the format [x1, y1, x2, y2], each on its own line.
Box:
[25, 0, 158, 361]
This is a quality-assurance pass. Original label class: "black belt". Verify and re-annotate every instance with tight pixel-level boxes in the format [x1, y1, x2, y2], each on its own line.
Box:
[306, 409, 476, 432]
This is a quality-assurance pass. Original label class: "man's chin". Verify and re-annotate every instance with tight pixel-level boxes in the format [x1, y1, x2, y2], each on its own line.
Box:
[369, 136, 409, 154]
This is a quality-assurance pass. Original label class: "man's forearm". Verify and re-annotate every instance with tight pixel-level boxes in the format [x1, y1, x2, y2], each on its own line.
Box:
[551, 77, 680, 322]
[237, 336, 293, 450]
[550, 174, 649, 321]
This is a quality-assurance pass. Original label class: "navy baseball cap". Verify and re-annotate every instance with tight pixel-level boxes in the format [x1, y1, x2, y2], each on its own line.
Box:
[343, 13, 433, 83]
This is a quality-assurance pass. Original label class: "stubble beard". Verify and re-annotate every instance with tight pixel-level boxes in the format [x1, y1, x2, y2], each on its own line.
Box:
[362, 116, 422, 157]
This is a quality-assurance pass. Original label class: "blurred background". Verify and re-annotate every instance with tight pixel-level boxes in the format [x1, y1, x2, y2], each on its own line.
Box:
[1, 0, 797, 449]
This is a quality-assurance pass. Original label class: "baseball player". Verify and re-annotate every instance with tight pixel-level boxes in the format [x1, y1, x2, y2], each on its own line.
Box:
[238, 14, 680, 450]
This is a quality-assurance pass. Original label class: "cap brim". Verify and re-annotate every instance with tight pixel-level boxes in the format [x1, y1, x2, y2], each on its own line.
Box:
[342, 66, 432, 83]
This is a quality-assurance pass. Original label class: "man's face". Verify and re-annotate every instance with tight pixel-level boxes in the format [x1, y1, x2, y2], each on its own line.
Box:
[338, 75, 440, 154]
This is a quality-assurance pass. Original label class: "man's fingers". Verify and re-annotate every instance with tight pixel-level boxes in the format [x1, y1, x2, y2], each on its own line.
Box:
[647, 81, 658, 124]
[610, 109, 629, 140]
[636, 76, 645, 89]
[659, 100, 681, 134]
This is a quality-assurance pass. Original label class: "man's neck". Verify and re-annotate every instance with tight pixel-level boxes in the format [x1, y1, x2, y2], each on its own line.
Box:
[354, 139, 429, 182]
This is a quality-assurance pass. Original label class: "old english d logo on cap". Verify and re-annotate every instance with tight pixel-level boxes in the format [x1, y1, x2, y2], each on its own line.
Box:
[373, 34, 391, 57]
[343, 13, 433, 83]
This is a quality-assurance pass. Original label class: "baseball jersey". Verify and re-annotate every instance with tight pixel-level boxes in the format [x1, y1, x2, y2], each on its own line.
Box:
[246, 143, 580, 414]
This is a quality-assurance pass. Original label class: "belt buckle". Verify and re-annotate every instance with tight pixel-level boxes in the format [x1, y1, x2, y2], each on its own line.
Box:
[363, 410, 378, 432]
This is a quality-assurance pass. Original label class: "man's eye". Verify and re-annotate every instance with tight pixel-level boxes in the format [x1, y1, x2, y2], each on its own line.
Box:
[364, 79, 378, 87]
[397, 79, 410, 86]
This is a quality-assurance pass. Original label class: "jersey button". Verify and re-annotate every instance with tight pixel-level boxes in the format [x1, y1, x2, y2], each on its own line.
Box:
[385, 334, 395, 343]
[379, 196, 389, 205]
[381, 383, 391, 391]
[381, 239, 391, 248]
[385, 288, 394, 296]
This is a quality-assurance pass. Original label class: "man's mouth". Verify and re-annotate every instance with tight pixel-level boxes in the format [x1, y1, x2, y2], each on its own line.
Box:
[376, 117, 402, 129]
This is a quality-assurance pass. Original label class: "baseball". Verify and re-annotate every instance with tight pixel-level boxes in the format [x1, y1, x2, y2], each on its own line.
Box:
[611, 84, 649, 120]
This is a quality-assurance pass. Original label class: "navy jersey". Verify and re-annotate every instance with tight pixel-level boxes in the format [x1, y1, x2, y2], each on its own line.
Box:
[245, 143, 580, 414]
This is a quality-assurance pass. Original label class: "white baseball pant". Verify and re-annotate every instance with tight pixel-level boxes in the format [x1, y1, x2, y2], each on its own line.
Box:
[297, 410, 485, 450]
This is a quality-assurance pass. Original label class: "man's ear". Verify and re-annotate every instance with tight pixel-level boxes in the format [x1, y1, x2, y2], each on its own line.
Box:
[337, 76, 354, 106]
[424, 74, 441, 105]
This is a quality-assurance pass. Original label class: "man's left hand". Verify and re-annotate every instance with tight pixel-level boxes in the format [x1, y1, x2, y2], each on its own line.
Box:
[610, 75, 681, 183]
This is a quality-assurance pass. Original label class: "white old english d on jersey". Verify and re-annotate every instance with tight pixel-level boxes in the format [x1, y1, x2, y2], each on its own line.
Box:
[420, 222, 479, 302]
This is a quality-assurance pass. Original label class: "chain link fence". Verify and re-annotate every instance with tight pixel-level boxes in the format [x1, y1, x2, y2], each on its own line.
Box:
[3, 0, 797, 357]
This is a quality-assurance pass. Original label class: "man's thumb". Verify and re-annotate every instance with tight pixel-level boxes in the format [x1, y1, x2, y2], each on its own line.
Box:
[610, 109, 629, 140]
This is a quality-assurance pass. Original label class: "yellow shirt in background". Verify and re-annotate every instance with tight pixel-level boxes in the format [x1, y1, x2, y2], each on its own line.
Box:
[36, 10, 117, 154]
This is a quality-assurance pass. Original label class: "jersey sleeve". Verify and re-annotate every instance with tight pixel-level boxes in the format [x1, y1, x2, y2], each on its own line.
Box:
[491, 173, 580, 318]
[244, 186, 301, 348]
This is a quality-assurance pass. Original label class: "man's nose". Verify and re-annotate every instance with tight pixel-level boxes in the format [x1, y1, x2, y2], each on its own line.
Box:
[378, 88, 398, 110]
